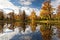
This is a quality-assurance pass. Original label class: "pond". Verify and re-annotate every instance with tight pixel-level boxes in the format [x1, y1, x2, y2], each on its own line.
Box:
[0, 22, 60, 40]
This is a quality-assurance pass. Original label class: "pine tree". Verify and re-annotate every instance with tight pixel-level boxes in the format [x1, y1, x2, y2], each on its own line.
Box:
[21, 10, 26, 31]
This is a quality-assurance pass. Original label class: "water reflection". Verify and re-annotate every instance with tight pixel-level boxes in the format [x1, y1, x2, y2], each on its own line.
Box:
[0, 22, 60, 40]
[40, 24, 52, 40]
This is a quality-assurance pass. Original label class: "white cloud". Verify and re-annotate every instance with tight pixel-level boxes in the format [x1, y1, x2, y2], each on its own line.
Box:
[0, 0, 19, 14]
[19, 0, 34, 5]
[51, 0, 60, 8]
[51, 0, 60, 14]
[0, 0, 39, 16]
[19, 6, 40, 16]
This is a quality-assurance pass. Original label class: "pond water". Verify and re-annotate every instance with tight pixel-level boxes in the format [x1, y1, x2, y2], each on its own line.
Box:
[0, 22, 60, 40]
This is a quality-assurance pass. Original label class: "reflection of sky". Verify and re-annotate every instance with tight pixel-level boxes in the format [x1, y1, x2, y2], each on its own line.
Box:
[1, 23, 60, 40]
[10, 31, 42, 40]
[3, 23, 40, 34]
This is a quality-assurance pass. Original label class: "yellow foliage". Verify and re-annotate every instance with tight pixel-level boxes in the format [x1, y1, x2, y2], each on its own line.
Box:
[40, 26, 52, 40]
[30, 10, 36, 19]
[31, 26, 36, 32]
[14, 22, 21, 27]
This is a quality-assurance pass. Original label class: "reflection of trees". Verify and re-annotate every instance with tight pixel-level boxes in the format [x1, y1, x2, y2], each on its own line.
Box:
[0, 10, 4, 20]
[19, 10, 26, 31]
[55, 25, 60, 38]
[8, 23, 14, 31]
[14, 22, 21, 27]
[8, 10, 27, 31]
[56, 25, 60, 29]
[0, 23, 4, 33]
[0, 25, 3, 33]
[40, 24, 52, 40]
[29, 10, 37, 32]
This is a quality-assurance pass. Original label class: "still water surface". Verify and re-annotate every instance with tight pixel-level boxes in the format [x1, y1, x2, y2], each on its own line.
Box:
[0, 22, 60, 40]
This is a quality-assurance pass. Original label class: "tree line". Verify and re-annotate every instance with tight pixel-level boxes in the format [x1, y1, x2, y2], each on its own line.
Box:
[0, 2, 60, 21]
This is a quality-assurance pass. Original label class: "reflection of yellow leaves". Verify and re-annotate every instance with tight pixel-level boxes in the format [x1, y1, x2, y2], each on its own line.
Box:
[40, 28, 52, 40]
[30, 21, 36, 32]
[40, 25, 45, 32]
[31, 26, 36, 32]
[14, 22, 21, 27]
[56, 25, 60, 29]
[57, 29, 60, 38]
[0, 25, 3, 30]
[40, 25, 52, 40]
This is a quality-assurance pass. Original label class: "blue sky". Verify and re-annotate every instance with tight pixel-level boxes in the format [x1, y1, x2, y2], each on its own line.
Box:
[10, 0, 45, 9]
[0, 0, 59, 15]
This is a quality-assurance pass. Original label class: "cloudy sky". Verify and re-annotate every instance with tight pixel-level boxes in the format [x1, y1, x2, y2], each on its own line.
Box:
[0, 0, 60, 15]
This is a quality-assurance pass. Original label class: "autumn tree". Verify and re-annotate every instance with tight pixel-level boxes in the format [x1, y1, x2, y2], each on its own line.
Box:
[51, 14, 56, 20]
[0, 9, 4, 20]
[40, 0, 53, 20]
[8, 10, 14, 21]
[14, 10, 27, 31]
[14, 14, 21, 21]
[56, 5, 60, 20]
[29, 10, 37, 32]
[14, 10, 23, 21]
